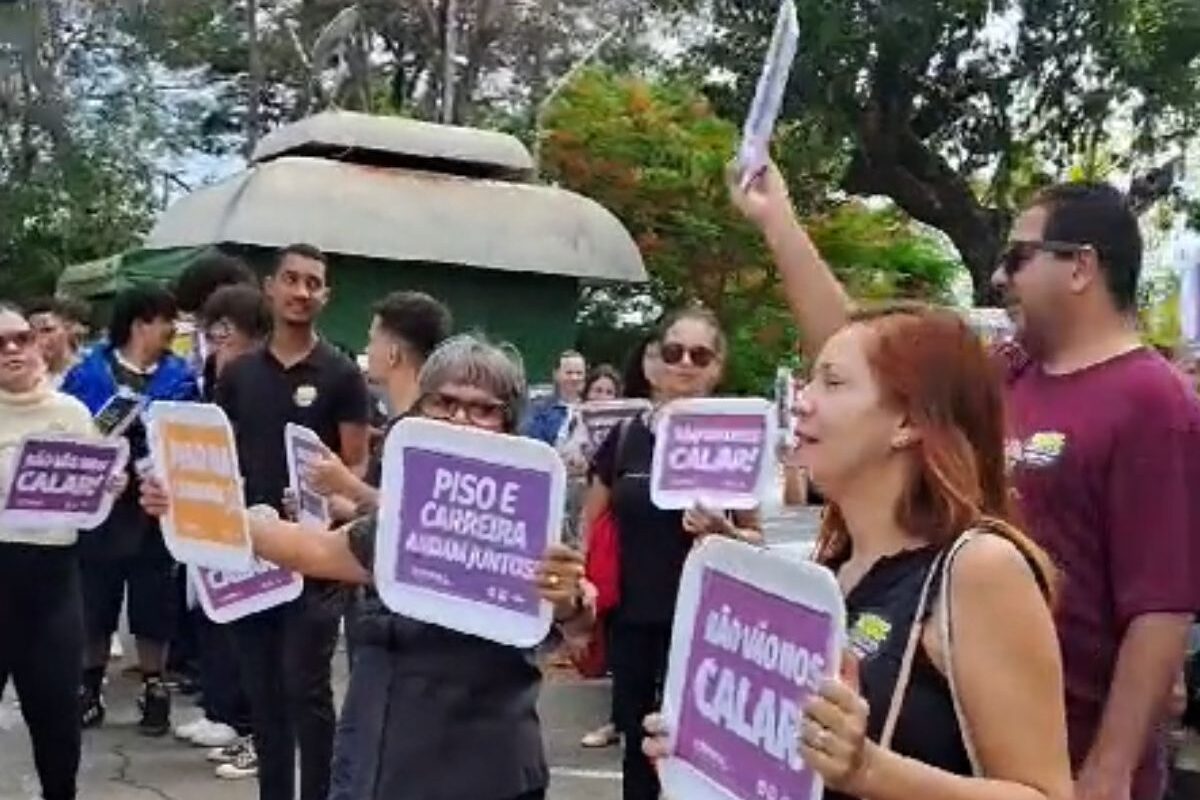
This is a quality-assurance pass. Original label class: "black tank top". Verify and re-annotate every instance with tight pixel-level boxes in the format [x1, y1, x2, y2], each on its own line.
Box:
[825, 546, 971, 800]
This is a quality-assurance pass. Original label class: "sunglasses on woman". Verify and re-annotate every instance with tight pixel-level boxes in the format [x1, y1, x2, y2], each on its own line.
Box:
[660, 342, 718, 368]
[0, 330, 35, 352]
[999, 240, 1087, 277]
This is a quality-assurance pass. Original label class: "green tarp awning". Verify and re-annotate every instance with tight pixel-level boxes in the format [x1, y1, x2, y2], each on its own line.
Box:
[56, 247, 207, 299]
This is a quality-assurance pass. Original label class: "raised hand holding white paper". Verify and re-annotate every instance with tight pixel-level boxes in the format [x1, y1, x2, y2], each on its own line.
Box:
[660, 537, 846, 800]
[651, 397, 778, 511]
[736, 0, 800, 189]
[374, 417, 566, 648]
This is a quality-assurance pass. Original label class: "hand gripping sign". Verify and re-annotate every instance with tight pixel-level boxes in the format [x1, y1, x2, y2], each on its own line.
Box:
[285, 423, 331, 528]
[374, 417, 566, 649]
[735, 0, 800, 189]
[147, 402, 253, 571]
[190, 506, 303, 624]
[651, 398, 778, 511]
[0, 435, 129, 530]
[661, 537, 846, 800]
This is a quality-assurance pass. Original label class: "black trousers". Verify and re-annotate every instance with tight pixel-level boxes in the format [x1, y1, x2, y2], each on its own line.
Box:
[0, 544, 84, 800]
[197, 613, 251, 734]
[230, 586, 341, 800]
[610, 620, 671, 800]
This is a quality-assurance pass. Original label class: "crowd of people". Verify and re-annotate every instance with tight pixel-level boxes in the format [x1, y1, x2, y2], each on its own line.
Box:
[0, 155, 1197, 800]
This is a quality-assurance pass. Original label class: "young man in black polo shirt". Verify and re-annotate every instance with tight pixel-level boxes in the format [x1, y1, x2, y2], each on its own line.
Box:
[214, 244, 369, 800]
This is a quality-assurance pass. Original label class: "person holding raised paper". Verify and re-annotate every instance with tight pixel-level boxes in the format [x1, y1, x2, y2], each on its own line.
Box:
[585, 307, 762, 800]
[141, 334, 591, 800]
[645, 304, 1070, 800]
[735, 159, 1200, 800]
[0, 303, 125, 800]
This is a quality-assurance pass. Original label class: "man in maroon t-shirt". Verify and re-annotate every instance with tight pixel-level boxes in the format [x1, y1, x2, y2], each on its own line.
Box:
[991, 185, 1200, 800]
[732, 166, 1200, 800]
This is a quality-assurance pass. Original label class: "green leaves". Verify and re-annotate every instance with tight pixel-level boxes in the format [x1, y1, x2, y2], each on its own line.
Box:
[0, 1, 156, 301]
[544, 69, 961, 393]
[659, 0, 1200, 301]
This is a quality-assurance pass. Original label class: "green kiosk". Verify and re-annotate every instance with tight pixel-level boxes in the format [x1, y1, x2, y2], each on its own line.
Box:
[57, 111, 646, 378]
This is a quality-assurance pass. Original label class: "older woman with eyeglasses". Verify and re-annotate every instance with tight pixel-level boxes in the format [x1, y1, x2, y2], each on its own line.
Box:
[141, 334, 588, 800]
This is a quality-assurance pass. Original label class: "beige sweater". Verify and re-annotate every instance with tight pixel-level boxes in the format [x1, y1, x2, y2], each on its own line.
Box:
[0, 381, 98, 546]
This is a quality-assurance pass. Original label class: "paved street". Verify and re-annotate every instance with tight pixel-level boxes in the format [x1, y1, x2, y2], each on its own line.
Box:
[0, 509, 820, 800]
[2, 506, 1195, 799]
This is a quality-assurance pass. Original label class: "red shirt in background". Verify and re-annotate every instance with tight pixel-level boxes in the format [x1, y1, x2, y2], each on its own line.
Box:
[1003, 346, 1200, 800]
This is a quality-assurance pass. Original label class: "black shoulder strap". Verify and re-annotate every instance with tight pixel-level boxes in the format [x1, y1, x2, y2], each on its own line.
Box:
[610, 415, 641, 480]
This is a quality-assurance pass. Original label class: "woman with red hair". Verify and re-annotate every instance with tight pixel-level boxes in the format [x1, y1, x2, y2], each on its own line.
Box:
[646, 308, 1070, 796]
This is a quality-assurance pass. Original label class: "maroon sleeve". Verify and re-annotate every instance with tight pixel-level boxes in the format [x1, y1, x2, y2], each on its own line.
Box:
[1105, 398, 1200, 628]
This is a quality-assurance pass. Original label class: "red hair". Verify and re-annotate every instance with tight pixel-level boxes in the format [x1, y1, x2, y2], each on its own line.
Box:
[813, 303, 1056, 597]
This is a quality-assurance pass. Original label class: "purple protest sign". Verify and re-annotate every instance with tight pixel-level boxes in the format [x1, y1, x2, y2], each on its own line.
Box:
[394, 447, 550, 613]
[662, 538, 844, 800]
[0, 435, 128, 530]
[284, 423, 330, 528]
[375, 418, 566, 648]
[652, 398, 776, 510]
[578, 400, 651, 455]
[192, 561, 303, 624]
[676, 570, 828, 800]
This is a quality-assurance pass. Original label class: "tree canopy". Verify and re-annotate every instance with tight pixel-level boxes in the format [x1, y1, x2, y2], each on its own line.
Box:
[0, 1, 156, 299]
[543, 70, 960, 392]
[660, 0, 1200, 301]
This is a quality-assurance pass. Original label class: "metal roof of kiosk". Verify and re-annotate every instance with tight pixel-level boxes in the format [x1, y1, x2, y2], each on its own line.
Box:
[145, 112, 645, 284]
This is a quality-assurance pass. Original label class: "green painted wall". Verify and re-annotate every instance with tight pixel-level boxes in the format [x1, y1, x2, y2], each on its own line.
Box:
[59, 246, 581, 382]
[320, 257, 579, 380]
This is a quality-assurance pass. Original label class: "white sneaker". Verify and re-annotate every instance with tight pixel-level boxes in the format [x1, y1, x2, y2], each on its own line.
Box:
[215, 739, 258, 780]
[173, 717, 208, 741]
[188, 719, 238, 748]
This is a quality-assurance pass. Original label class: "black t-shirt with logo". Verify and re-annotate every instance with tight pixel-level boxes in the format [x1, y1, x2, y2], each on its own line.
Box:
[215, 341, 369, 510]
[826, 546, 971, 800]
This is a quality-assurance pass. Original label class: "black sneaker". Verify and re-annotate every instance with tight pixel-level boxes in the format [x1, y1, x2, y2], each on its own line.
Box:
[138, 678, 171, 737]
[215, 738, 258, 780]
[79, 685, 105, 729]
[207, 735, 251, 764]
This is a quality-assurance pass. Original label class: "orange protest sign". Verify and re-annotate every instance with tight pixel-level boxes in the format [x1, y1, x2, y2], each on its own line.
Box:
[148, 402, 252, 571]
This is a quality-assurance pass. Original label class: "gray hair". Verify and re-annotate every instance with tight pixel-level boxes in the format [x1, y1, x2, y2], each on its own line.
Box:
[418, 333, 527, 429]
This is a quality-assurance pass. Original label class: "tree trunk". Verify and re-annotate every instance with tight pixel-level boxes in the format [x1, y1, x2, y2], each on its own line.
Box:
[843, 113, 1009, 306]
[441, 0, 457, 123]
[245, 0, 261, 157]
